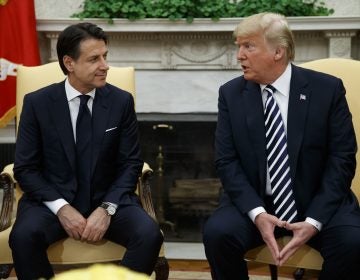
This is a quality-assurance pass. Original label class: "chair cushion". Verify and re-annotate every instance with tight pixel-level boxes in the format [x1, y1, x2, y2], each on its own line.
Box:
[0, 219, 165, 265]
[245, 236, 323, 270]
[47, 237, 127, 264]
[0, 222, 13, 263]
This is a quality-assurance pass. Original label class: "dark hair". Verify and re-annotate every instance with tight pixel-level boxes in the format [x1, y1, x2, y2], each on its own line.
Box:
[56, 22, 108, 75]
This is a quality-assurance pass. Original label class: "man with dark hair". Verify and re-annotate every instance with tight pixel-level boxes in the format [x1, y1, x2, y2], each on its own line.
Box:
[9, 22, 163, 280]
[203, 12, 360, 280]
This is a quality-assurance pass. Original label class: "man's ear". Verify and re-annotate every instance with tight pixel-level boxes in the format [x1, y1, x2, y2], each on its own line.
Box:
[63, 56, 74, 72]
[274, 47, 285, 61]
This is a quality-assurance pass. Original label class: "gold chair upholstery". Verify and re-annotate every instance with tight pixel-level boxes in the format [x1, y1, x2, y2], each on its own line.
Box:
[0, 62, 169, 280]
[244, 58, 360, 280]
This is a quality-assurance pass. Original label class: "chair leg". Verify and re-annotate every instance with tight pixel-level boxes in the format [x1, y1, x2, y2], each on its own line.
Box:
[154, 256, 169, 280]
[0, 264, 13, 279]
[293, 268, 305, 280]
[269, 264, 278, 280]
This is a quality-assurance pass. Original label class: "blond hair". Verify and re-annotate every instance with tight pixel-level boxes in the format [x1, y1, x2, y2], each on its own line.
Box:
[233, 12, 295, 62]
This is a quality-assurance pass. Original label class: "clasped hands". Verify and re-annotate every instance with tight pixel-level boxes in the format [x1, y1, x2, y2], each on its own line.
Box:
[254, 212, 318, 266]
[57, 204, 111, 243]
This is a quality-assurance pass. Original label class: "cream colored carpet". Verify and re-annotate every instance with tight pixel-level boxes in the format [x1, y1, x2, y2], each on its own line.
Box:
[168, 271, 291, 279]
[8, 272, 292, 280]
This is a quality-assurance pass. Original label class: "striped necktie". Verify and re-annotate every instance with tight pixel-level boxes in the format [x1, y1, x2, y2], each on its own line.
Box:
[264, 85, 297, 223]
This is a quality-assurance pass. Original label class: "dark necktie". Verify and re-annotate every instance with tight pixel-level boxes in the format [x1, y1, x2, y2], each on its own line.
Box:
[73, 94, 92, 214]
[264, 85, 297, 223]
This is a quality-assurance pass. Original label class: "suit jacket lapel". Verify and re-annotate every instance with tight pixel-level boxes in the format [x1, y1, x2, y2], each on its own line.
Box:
[49, 81, 76, 171]
[91, 87, 110, 175]
[243, 81, 267, 195]
[287, 64, 310, 180]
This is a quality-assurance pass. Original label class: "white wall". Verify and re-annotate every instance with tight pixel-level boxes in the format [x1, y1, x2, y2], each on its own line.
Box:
[325, 0, 360, 16]
[34, 0, 360, 18]
[35, 0, 83, 18]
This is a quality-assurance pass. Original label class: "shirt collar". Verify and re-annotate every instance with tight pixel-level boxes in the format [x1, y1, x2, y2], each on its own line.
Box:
[65, 78, 96, 102]
[260, 63, 292, 97]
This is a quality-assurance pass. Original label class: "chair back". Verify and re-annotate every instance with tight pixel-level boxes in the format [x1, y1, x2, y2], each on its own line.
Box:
[16, 62, 135, 128]
[14, 62, 136, 200]
[300, 58, 360, 198]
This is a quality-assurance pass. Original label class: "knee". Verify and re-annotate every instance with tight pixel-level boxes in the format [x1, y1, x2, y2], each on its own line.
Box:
[329, 228, 360, 261]
[9, 223, 32, 250]
[8, 226, 19, 250]
[134, 220, 163, 249]
[9, 221, 45, 250]
[340, 232, 360, 258]
[146, 226, 163, 248]
[203, 216, 230, 250]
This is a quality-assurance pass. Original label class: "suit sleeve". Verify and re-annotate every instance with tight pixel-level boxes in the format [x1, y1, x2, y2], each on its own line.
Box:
[305, 79, 357, 225]
[215, 85, 265, 214]
[14, 94, 62, 202]
[102, 94, 143, 204]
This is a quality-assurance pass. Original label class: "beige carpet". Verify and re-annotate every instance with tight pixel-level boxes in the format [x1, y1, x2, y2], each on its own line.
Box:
[8, 272, 292, 280]
[168, 271, 292, 280]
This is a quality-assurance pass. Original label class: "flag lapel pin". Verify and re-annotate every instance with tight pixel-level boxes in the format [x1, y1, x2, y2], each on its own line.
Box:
[299, 94, 306, 101]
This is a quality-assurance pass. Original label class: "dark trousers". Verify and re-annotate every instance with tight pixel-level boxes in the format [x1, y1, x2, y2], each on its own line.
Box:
[203, 202, 360, 280]
[9, 200, 163, 280]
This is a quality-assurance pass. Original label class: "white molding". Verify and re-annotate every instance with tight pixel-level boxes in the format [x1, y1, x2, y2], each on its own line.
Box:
[36, 17, 360, 32]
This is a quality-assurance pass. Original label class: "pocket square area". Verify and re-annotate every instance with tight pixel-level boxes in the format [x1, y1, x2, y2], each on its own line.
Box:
[105, 127, 118, 132]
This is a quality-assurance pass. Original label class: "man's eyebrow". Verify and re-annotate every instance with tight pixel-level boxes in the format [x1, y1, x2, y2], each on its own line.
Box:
[87, 54, 99, 60]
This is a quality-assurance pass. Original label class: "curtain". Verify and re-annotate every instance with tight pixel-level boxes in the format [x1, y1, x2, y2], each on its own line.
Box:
[0, 0, 40, 127]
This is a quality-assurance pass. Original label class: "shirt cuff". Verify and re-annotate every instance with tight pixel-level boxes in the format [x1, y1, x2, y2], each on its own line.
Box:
[305, 217, 322, 231]
[248, 207, 266, 223]
[44, 199, 69, 215]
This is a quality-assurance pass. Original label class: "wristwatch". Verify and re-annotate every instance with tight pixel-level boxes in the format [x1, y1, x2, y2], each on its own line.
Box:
[100, 202, 117, 216]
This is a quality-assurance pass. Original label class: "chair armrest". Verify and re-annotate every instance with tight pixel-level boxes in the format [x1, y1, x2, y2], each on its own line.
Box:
[0, 162, 158, 230]
[0, 165, 15, 231]
[2, 164, 15, 182]
[138, 163, 157, 221]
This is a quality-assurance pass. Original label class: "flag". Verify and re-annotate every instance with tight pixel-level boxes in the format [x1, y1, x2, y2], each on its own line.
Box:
[0, 0, 40, 127]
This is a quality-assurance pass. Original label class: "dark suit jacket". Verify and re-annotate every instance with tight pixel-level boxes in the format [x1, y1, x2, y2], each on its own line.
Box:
[216, 64, 360, 229]
[14, 81, 143, 210]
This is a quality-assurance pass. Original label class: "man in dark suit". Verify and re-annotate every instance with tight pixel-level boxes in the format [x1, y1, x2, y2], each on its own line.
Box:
[203, 12, 360, 280]
[9, 22, 163, 280]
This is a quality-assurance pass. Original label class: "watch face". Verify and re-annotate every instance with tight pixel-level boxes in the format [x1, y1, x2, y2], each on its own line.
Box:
[107, 205, 116, 216]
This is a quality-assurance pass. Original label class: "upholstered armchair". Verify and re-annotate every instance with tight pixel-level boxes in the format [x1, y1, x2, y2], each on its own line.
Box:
[245, 58, 360, 280]
[0, 62, 169, 280]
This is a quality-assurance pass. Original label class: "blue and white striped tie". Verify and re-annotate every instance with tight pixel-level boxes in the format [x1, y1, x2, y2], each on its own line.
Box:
[264, 85, 297, 223]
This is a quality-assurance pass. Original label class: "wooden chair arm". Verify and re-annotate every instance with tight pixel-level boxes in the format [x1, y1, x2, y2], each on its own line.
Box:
[1, 164, 15, 182]
[138, 163, 157, 221]
[0, 162, 158, 230]
[0, 171, 15, 231]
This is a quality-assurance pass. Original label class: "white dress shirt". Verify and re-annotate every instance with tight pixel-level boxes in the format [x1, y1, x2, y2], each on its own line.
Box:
[247, 64, 322, 231]
[43, 78, 95, 215]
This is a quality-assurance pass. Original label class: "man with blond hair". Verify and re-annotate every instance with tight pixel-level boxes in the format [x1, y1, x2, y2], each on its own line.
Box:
[203, 12, 360, 280]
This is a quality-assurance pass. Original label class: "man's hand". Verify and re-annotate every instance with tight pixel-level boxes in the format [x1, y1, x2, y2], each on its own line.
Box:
[279, 221, 318, 266]
[57, 204, 87, 240]
[80, 207, 111, 242]
[255, 212, 285, 265]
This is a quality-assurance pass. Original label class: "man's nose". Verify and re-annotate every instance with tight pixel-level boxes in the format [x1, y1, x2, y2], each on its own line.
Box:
[100, 57, 109, 70]
[237, 47, 245, 61]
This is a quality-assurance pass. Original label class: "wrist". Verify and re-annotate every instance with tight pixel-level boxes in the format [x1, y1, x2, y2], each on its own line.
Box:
[100, 202, 117, 216]
[248, 206, 266, 223]
[305, 217, 322, 231]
